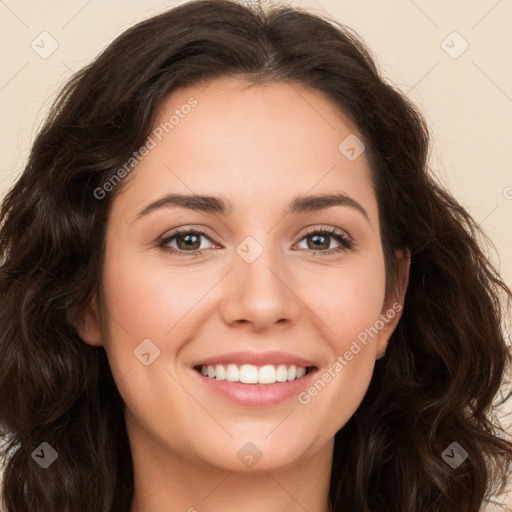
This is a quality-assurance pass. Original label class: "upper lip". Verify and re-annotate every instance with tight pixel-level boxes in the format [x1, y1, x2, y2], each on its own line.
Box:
[192, 351, 316, 368]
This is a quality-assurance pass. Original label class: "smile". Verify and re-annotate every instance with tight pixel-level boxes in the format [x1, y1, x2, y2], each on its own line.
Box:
[191, 351, 318, 406]
[195, 363, 313, 384]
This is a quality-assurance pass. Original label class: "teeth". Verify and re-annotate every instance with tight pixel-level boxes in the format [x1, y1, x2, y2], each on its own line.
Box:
[296, 366, 306, 379]
[276, 364, 288, 382]
[258, 365, 276, 384]
[226, 364, 239, 382]
[215, 364, 226, 381]
[198, 363, 310, 384]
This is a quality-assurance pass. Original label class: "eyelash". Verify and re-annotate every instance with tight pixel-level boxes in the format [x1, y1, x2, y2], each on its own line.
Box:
[157, 226, 353, 257]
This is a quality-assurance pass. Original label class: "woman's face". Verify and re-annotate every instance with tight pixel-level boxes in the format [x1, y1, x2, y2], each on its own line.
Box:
[81, 78, 408, 473]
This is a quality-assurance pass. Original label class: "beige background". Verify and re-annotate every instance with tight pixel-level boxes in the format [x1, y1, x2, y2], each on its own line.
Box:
[0, 0, 511, 509]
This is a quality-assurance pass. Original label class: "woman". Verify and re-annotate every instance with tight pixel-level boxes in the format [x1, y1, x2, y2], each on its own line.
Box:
[0, 1, 510, 510]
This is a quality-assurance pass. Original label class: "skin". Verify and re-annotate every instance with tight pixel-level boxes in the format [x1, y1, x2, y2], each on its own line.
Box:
[78, 78, 410, 512]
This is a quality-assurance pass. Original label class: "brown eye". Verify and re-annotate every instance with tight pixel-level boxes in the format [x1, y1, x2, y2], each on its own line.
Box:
[158, 228, 218, 256]
[306, 233, 331, 250]
[175, 232, 202, 251]
[296, 228, 353, 254]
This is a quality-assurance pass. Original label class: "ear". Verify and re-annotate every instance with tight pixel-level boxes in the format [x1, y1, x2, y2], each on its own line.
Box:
[375, 247, 411, 359]
[74, 294, 104, 347]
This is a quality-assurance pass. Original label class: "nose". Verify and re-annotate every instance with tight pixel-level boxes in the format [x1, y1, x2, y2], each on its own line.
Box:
[219, 241, 302, 332]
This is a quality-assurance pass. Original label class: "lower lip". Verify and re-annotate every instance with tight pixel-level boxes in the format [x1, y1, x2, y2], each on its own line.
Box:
[193, 368, 318, 406]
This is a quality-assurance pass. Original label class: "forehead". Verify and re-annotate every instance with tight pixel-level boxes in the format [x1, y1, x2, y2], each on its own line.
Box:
[115, 78, 377, 221]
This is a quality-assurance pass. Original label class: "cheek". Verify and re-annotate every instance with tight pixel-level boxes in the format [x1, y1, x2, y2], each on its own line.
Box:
[99, 251, 212, 438]
[292, 254, 386, 432]
[101, 249, 212, 340]
[297, 252, 387, 350]
[97, 248, 189, 381]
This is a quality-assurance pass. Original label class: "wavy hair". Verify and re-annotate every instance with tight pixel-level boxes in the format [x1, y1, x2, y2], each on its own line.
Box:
[1, 1, 511, 510]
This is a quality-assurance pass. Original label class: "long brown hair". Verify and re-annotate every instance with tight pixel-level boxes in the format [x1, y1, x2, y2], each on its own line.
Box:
[1, 1, 511, 510]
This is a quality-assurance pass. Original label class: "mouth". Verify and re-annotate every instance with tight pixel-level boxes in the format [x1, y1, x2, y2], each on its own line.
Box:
[193, 363, 316, 384]
[190, 351, 318, 406]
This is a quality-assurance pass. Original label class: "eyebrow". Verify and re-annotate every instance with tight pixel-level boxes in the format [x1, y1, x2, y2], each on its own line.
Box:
[135, 192, 370, 224]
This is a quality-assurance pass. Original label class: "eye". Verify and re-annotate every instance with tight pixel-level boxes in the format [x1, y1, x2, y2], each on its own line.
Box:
[157, 225, 353, 257]
[158, 228, 219, 256]
[295, 226, 353, 255]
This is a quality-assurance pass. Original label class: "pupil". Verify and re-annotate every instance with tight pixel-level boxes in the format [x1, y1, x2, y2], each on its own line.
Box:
[178, 233, 200, 250]
[310, 234, 329, 250]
